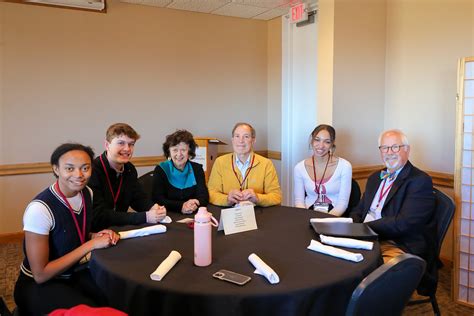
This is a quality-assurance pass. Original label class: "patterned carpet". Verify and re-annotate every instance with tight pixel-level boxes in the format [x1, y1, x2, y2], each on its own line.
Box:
[1, 241, 474, 315]
[0, 243, 22, 313]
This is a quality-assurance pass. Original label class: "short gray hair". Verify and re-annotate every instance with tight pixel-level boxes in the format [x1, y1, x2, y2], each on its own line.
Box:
[232, 122, 256, 138]
[378, 129, 409, 146]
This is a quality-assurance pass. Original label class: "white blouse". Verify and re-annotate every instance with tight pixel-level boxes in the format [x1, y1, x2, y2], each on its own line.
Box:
[293, 157, 352, 216]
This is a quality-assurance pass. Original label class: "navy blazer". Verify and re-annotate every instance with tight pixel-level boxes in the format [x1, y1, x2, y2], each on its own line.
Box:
[350, 160, 437, 294]
[351, 161, 435, 255]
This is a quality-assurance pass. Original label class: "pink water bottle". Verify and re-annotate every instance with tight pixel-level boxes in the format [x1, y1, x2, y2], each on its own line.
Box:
[194, 207, 218, 267]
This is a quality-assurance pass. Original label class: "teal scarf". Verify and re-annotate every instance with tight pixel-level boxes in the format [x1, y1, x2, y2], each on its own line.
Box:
[159, 160, 196, 189]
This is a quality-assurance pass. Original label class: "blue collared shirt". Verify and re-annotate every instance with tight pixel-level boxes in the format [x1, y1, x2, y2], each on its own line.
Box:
[235, 154, 252, 178]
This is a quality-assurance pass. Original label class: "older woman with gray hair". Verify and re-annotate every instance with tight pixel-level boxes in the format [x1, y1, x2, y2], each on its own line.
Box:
[152, 130, 209, 214]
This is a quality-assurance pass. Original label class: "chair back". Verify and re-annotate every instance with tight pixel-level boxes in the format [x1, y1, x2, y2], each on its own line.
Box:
[342, 179, 361, 217]
[432, 188, 455, 255]
[348, 179, 361, 208]
[346, 253, 426, 316]
[138, 171, 154, 201]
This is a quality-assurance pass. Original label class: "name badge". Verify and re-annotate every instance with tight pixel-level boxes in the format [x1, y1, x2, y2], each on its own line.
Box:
[313, 202, 330, 213]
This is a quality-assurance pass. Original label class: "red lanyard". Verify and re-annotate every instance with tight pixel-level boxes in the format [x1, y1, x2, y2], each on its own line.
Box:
[231, 154, 255, 191]
[100, 155, 123, 209]
[376, 179, 394, 208]
[54, 181, 86, 244]
[312, 155, 330, 196]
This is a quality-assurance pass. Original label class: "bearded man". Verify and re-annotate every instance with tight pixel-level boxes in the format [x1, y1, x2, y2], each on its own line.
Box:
[350, 129, 437, 295]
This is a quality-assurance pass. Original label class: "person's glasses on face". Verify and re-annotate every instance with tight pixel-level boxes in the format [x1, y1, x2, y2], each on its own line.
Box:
[378, 144, 407, 153]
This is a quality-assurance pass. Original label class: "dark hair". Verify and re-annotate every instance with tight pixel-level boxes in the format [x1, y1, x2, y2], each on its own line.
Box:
[106, 123, 140, 142]
[162, 130, 197, 159]
[232, 122, 256, 138]
[50, 143, 95, 178]
[310, 124, 336, 151]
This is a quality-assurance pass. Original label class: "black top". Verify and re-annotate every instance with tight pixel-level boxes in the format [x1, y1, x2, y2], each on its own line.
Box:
[152, 161, 209, 213]
[89, 205, 382, 316]
[89, 152, 154, 231]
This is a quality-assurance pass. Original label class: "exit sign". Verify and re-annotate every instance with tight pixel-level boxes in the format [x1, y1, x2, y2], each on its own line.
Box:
[290, 3, 307, 24]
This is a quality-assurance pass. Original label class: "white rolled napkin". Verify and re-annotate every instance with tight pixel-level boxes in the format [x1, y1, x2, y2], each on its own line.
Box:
[176, 218, 194, 224]
[160, 216, 172, 224]
[310, 217, 353, 224]
[248, 253, 280, 284]
[320, 234, 373, 250]
[119, 224, 167, 240]
[150, 250, 182, 281]
[307, 240, 363, 262]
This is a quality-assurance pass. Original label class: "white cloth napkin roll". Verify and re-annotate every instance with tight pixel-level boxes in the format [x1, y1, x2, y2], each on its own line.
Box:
[320, 234, 373, 250]
[310, 217, 353, 224]
[307, 240, 363, 262]
[150, 250, 182, 281]
[160, 215, 172, 224]
[248, 253, 280, 284]
[119, 224, 167, 240]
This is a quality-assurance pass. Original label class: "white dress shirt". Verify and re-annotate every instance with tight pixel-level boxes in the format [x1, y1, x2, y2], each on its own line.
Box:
[364, 167, 403, 223]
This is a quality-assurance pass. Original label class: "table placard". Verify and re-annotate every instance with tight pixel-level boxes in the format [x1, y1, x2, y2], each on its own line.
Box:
[217, 205, 258, 235]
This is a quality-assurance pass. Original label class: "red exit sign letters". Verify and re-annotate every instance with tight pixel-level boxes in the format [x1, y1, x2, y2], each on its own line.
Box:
[290, 3, 308, 24]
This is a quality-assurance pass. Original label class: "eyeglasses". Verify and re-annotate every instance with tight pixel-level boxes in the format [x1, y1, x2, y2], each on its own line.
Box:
[378, 144, 407, 153]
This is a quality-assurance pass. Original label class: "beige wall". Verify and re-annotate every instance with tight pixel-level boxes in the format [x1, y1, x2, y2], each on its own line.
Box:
[267, 17, 281, 152]
[1, 0, 268, 164]
[316, 0, 335, 125]
[385, 0, 473, 173]
[332, 0, 386, 166]
[0, 0, 268, 232]
[329, 0, 473, 172]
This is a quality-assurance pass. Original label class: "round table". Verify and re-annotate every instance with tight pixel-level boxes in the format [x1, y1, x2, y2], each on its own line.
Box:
[90, 205, 381, 316]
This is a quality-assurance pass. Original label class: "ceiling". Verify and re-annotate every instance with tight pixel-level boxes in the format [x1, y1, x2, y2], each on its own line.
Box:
[120, 0, 318, 21]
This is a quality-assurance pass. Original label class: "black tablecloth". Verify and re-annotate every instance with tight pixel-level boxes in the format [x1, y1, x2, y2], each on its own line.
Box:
[90, 205, 381, 316]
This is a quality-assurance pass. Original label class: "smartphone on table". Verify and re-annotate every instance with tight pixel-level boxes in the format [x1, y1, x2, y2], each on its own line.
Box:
[213, 269, 251, 286]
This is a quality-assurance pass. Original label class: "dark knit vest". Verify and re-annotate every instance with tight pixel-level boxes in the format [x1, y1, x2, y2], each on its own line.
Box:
[21, 184, 92, 278]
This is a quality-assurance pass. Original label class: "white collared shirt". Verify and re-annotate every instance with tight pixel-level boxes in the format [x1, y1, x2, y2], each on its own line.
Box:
[364, 167, 403, 223]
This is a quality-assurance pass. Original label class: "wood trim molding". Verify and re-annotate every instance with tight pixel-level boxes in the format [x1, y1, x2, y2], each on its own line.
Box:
[129, 155, 166, 168]
[267, 150, 281, 160]
[0, 232, 23, 244]
[426, 170, 454, 189]
[0, 151, 454, 188]
[0, 161, 52, 176]
[352, 165, 383, 180]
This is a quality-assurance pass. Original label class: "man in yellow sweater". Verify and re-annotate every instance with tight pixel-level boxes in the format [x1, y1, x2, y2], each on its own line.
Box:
[208, 122, 282, 207]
